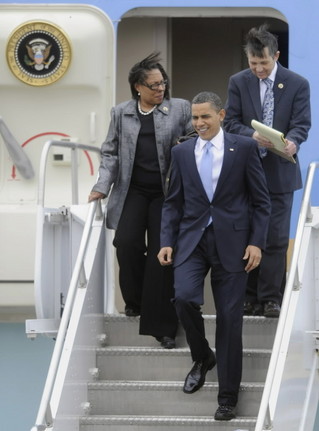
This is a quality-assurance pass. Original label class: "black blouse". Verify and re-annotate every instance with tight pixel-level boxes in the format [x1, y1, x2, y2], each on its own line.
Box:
[131, 110, 162, 191]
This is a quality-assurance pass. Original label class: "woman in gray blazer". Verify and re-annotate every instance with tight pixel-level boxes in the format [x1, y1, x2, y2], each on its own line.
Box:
[89, 52, 193, 348]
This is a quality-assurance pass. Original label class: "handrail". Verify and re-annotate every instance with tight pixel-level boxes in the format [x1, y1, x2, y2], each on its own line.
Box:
[31, 140, 103, 430]
[255, 161, 319, 431]
[37, 140, 101, 206]
[31, 199, 103, 431]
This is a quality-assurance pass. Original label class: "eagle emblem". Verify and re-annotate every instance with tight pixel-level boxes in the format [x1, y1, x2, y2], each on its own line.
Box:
[6, 21, 71, 86]
[25, 38, 55, 71]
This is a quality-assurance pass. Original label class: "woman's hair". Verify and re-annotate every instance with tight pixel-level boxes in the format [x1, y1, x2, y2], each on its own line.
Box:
[128, 51, 170, 100]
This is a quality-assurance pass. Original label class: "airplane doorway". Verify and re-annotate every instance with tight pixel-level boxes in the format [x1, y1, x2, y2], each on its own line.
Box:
[115, 11, 288, 313]
[116, 14, 288, 105]
[171, 17, 288, 103]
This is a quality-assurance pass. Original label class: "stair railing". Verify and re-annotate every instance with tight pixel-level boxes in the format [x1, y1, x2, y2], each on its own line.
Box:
[31, 140, 103, 431]
[255, 161, 319, 431]
[37, 139, 101, 206]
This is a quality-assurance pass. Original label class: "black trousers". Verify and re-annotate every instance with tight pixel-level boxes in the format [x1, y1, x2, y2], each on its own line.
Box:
[246, 191, 294, 305]
[113, 185, 178, 338]
[173, 225, 247, 406]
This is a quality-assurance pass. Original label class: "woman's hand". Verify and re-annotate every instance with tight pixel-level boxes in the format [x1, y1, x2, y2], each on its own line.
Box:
[88, 191, 106, 202]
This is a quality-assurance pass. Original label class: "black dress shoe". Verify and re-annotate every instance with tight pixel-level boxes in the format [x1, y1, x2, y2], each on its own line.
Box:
[124, 307, 140, 317]
[214, 404, 236, 421]
[243, 301, 263, 316]
[183, 350, 216, 394]
[243, 301, 254, 315]
[156, 336, 176, 349]
[263, 301, 280, 318]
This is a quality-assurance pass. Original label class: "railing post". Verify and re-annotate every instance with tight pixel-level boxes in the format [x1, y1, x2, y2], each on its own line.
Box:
[71, 146, 79, 205]
[95, 199, 103, 221]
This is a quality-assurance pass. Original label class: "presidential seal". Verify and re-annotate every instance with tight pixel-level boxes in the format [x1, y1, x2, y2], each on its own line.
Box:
[6, 21, 71, 86]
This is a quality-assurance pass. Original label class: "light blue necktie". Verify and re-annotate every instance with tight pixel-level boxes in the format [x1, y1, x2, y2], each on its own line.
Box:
[260, 77, 274, 157]
[199, 141, 213, 201]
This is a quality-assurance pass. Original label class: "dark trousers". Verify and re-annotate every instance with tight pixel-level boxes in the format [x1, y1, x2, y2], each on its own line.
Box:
[173, 225, 247, 406]
[113, 185, 178, 338]
[246, 191, 293, 305]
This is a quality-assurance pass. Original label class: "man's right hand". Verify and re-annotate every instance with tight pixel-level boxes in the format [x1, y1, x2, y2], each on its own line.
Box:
[157, 247, 173, 266]
[252, 131, 274, 149]
[88, 191, 106, 202]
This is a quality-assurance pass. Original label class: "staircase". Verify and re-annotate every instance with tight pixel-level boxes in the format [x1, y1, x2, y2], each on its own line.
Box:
[28, 161, 319, 431]
[79, 314, 277, 431]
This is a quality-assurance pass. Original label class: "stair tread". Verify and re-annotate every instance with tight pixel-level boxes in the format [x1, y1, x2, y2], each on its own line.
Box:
[105, 313, 278, 324]
[79, 314, 275, 429]
[80, 414, 257, 424]
[88, 380, 264, 390]
[96, 346, 272, 355]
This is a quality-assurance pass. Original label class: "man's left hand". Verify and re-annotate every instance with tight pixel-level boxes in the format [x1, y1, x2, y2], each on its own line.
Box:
[284, 138, 297, 157]
[158, 247, 173, 266]
[243, 245, 262, 273]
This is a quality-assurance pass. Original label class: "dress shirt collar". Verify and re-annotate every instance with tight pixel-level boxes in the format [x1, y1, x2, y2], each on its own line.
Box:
[197, 128, 224, 150]
[260, 62, 278, 85]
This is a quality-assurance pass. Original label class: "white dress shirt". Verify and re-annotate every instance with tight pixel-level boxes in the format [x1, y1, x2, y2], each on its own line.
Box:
[259, 62, 277, 105]
[195, 128, 224, 195]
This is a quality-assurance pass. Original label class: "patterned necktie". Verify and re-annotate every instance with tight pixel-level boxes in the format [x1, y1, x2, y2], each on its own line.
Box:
[262, 77, 274, 126]
[199, 141, 213, 201]
[260, 77, 274, 157]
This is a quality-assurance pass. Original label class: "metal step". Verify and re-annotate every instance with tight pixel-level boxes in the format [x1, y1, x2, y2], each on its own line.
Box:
[87, 380, 263, 416]
[79, 314, 275, 431]
[96, 346, 271, 382]
[104, 314, 277, 350]
[80, 415, 257, 431]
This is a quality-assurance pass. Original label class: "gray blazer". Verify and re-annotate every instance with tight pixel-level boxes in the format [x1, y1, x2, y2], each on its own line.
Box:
[92, 97, 193, 229]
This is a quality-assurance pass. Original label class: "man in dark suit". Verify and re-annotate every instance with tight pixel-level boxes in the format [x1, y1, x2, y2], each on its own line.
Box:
[224, 25, 311, 318]
[158, 91, 271, 420]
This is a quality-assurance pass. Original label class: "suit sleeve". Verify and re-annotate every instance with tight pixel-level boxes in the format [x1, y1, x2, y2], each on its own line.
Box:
[284, 78, 311, 151]
[160, 150, 184, 248]
[182, 100, 194, 136]
[245, 143, 271, 249]
[224, 76, 256, 138]
[91, 107, 119, 196]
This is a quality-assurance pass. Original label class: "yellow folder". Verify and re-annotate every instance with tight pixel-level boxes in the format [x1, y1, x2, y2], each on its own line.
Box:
[251, 119, 296, 164]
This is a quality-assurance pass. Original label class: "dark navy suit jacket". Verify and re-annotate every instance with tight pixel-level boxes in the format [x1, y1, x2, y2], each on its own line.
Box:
[160, 132, 271, 273]
[224, 63, 311, 193]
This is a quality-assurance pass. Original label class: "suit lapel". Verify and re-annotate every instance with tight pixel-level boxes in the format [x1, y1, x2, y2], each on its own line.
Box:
[245, 65, 288, 121]
[213, 135, 237, 198]
[247, 73, 263, 121]
[273, 63, 288, 106]
[185, 136, 238, 201]
[184, 138, 210, 199]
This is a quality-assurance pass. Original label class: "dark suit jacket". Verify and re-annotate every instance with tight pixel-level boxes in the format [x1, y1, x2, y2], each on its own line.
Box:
[224, 63, 311, 193]
[160, 132, 271, 273]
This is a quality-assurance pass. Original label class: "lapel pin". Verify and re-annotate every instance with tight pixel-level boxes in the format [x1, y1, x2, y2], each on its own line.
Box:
[278, 83, 284, 89]
[163, 106, 168, 111]
[229, 148, 234, 151]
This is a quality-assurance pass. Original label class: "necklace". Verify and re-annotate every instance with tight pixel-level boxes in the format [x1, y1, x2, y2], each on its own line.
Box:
[138, 101, 156, 116]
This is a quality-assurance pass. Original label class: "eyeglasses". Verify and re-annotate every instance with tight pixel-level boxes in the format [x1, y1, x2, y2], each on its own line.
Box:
[142, 79, 168, 91]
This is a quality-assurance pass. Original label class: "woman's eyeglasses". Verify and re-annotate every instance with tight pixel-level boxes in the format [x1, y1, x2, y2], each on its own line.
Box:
[142, 80, 168, 91]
